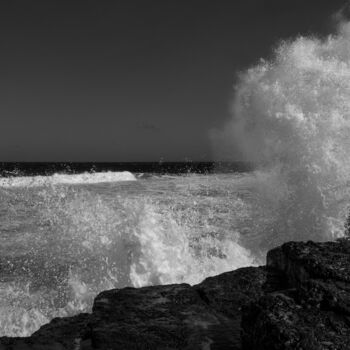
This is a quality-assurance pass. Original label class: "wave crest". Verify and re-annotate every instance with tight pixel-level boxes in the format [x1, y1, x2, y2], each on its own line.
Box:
[0, 171, 136, 187]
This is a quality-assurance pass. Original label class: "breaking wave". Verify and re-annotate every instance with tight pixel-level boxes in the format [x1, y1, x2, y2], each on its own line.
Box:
[0, 176, 254, 336]
[0, 171, 136, 188]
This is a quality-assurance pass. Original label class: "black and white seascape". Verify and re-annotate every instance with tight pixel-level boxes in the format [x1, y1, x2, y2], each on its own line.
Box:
[1, 0, 350, 339]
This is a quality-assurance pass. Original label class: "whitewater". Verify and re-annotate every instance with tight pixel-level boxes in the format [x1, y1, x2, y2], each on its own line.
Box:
[3, 18, 350, 337]
[0, 171, 259, 336]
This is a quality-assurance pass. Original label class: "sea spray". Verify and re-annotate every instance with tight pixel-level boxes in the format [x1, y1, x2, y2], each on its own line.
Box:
[212, 21, 350, 250]
[0, 173, 254, 336]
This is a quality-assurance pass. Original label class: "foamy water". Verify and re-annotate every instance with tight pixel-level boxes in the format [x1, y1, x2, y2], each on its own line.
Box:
[0, 171, 136, 187]
[0, 168, 348, 337]
[0, 172, 259, 336]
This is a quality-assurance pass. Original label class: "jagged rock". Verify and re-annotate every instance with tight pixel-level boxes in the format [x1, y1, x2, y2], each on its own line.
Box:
[193, 267, 270, 349]
[90, 283, 232, 349]
[89, 266, 268, 349]
[194, 267, 268, 318]
[242, 239, 350, 350]
[242, 293, 331, 350]
[266, 240, 350, 285]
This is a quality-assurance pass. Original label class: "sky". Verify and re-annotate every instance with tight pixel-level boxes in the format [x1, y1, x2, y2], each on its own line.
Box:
[0, 0, 348, 161]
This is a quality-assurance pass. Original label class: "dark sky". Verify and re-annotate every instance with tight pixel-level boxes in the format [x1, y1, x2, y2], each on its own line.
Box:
[0, 0, 347, 161]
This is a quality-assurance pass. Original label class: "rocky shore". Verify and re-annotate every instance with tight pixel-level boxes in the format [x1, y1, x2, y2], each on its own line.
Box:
[1, 239, 350, 349]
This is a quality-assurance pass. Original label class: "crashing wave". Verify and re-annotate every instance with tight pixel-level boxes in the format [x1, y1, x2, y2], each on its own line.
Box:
[212, 20, 350, 248]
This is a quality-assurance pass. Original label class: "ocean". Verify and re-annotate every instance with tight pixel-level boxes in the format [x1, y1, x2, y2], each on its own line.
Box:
[0, 162, 348, 336]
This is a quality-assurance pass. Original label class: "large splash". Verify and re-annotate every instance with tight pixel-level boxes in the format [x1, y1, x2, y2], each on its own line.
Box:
[0, 174, 254, 336]
[212, 21, 350, 249]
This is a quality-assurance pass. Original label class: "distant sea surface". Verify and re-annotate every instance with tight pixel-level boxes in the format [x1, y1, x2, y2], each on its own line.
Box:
[0, 161, 253, 176]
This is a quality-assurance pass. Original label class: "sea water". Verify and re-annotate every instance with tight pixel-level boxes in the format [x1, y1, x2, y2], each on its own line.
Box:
[0, 169, 347, 336]
[0, 171, 255, 336]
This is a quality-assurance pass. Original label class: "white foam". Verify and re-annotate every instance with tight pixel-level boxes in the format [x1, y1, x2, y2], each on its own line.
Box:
[212, 19, 350, 246]
[0, 171, 136, 188]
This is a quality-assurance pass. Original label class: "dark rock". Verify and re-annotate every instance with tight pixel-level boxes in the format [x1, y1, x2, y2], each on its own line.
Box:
[194, 267, 268, 348]
[89, 268, 268, 350]
[242, 239, 350, 350]
[266, 240, 350, 285]
[242, 293, 327, 350]
[90, 283, 235, 349]
[194, 267, 268, 318]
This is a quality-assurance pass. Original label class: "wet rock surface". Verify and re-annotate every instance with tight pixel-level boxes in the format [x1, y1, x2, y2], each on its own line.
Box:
[2, 239, 350, 349]
[242, 239, 350, 350]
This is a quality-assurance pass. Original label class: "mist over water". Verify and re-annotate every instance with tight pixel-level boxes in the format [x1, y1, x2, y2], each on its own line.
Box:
[212, 20, 350, 248]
